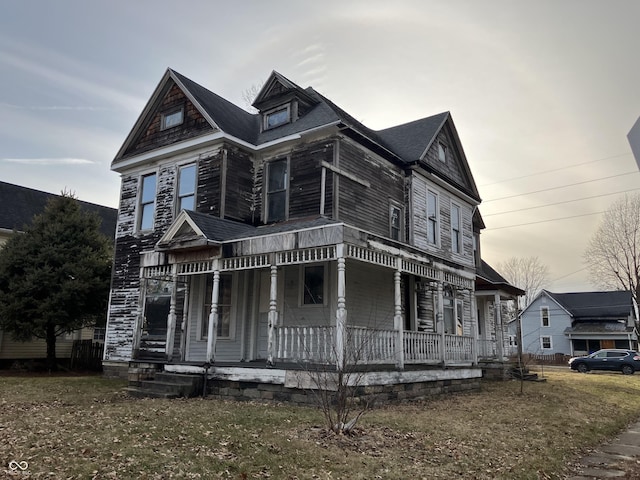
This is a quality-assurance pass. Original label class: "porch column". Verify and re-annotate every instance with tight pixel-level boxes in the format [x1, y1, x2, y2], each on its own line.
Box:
[179, 279, 190, 361]
[494, 293, 504, 360]
[206, 268, 221, 364]
[471, 292, 479, 365]
[165, 266, 178, 362]
[132, 275, 146, 359]
[335, 244, 347, 371]
[393, 266, 404, 370]
[266, 264, 279, 366]
[437, 281, 446, 365]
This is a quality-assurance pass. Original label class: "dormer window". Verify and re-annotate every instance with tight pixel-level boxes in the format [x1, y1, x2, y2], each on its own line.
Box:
[161, 109, 184, 130]
[264, 105, 290, 130]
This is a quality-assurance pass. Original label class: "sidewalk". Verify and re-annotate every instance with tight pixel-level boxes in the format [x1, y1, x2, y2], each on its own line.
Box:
[568, 420, 640, 479]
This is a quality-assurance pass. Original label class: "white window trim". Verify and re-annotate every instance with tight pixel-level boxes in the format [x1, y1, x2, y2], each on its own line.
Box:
[176, 162, 197, 213]
[265, 157, 290, 222]
[389, 201, 404, 242]
[541, 335, 552, 350]
[199, 273, 237, 341]
[160, 108, 184, 131]
[451, 202, 462, 255]
[137, 170, 158, 233]
[541, 306, 550, 327]
[299, 263, 328, 307]
[263, 104, 291, 131]
[427, 188, 440, 246]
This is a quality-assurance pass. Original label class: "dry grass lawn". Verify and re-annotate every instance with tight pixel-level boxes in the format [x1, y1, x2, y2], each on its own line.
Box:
[2, 369, 640, 479]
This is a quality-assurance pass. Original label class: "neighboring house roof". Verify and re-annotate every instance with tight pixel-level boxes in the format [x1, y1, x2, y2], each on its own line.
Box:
[475, 260, 525, 297]
[545, 290, 634, 320]
[0, 181, 117, 240]
[112, 69, 482, 201]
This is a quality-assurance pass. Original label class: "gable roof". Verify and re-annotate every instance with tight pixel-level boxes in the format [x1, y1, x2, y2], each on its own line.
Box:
[0, 181, 117, 240]
[545, 290, 634, 320]
[112, 68, 481, 202]
[476, 260, 525, 296]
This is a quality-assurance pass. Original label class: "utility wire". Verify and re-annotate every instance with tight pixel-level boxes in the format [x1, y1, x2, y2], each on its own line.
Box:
[482, 171, 640, 203]
[478, 153, 631, 187]
[486, 211, 605, 230]
[483, 187, 640, 217]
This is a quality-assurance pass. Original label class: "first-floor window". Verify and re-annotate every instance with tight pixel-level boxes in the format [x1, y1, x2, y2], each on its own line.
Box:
[302, 265, 325, 305]
[202, 273, 232, 338]
[541, 336, 552, 350]
[93, 327, 106, 342]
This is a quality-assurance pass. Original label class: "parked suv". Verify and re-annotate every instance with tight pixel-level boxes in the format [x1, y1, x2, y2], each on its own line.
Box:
[568, 349, 640, 375]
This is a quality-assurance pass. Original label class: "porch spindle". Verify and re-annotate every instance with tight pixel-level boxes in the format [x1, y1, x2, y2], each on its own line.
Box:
[335, 244, 347, 371]
[394, 266, 404, 370]
[494, 293, 504, 360]
[470, 292, 479, 365]
[437, 281, 446, 365]
[165, 266, 178, 362]
[206, 270, 220, 364]
[267, 264, 278, 366]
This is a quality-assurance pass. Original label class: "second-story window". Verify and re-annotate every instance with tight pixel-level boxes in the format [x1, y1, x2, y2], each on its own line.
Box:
[178, 164, 196, 212]
[427, 190, 438, 245]
[139, 173, 157, 231]
[541, 306, 550, 327]
[390, 204, 402, 241]
[266, 158, 288, 222]
[451, 204, 461, 254]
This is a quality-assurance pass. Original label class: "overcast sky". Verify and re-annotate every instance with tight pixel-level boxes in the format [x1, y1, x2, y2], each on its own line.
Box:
[1, 0, 639, 293]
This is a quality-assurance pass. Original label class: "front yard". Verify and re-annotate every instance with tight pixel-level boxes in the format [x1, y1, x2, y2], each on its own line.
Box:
[2, 369, 640, 479]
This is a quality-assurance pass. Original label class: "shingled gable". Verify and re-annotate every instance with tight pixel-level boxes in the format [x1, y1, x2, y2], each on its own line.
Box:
[377, 112, 481, 202]
[252, 70, 318, 112]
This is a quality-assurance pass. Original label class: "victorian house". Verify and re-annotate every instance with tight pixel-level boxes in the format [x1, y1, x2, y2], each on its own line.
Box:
[104, 69, 519, 400]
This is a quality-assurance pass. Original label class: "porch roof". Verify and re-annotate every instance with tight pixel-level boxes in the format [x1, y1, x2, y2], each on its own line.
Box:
[564, 322, 635, 335]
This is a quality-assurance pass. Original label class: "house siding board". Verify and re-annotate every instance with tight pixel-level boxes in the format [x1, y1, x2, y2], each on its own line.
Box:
[424, 128, 467, 189]
[123, 82, 214, 158]
[288, 142, 334, 219]
[337, 139, 404, 237]
[410, 173, 474, 268]
[520, 296, 572, 355]
[196, 150, 222, 217]
[224, 147, 254, 223]
[281, 265, 332, 327]
[346, 261, 394, 330]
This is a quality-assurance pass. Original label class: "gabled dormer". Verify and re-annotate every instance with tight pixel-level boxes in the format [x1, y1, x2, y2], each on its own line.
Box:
[252, 71, 319, 132]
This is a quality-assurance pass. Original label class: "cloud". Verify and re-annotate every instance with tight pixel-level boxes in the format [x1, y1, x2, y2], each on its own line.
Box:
[1, 158, 96, 165]
[0, 102, 114, 111]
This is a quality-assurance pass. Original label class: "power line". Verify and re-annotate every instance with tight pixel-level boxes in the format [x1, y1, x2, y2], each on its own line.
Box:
[478, 153, 631, 187]
[486, 211, 605, 231]
[482, 171, 640, 203]
[483, 187, 640, 217]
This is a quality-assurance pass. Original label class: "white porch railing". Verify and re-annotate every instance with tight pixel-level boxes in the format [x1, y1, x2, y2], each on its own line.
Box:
[275, 325, 477, 366]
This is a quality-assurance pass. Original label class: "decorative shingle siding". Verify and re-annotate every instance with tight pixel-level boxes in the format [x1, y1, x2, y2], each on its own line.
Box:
[123, 82, 214, 159]
[424, 128, 468, 189]
[337, 139, 404, 238]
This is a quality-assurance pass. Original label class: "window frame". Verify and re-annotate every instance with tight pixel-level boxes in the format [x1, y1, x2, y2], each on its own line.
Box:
[437, 142, 447, 162]
[389, 202, 403, 241]
[541, 306, 550, 327]
[160, 108, 184, 130]
[427, 189, 439, 246]
[451, 202, 462, 254]
[177, 163, 197, 212]
[200, 273, 235, 341]
[300, 263, 327, 307]
[138, 171, 157, 232]
[541, 335, 552, 350]
[265, 157, 289, 223]
[263, 105, 291, 130]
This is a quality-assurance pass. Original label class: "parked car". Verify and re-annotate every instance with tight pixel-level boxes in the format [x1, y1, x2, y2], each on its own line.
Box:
[568, 349, 640, 375]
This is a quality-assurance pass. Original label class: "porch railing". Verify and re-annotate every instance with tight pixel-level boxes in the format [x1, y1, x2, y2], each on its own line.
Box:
[477, 339, 498, 359]
[275, 325, 477, 366]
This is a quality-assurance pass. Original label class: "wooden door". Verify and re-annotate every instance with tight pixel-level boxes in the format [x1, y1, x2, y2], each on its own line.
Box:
[601, 340, 615, 349]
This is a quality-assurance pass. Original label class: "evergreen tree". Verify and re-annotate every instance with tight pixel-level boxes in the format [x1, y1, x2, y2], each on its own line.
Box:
[0, 193, 113, 370]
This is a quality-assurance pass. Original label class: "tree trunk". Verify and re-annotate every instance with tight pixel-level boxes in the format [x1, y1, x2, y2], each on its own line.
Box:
[46, 323, 57, 372]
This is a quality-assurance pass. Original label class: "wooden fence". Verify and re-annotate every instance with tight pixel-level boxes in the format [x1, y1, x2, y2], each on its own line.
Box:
[517, 353, 571, 366]
[70, 340, 104, 371]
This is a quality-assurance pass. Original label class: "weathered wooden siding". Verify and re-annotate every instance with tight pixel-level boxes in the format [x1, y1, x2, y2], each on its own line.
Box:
[196, 148, 223, 217]
[281, 265, 332, 327]
[345, 261, 395, 330]
[288, 142, 334, 219]
[123, 82, 214, 158]
[423, 126, 468, 190]
[410, 173, 474, 267]
[224, 146, 254, 223]
[336, 139, 404, 238]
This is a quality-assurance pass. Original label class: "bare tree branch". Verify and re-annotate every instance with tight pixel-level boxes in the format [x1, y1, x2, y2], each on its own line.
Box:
[497, 256, 550, 309]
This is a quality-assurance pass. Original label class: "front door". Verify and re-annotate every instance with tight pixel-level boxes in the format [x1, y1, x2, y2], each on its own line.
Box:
[138, 279, 172, 360]
[601, 340, 615, 349]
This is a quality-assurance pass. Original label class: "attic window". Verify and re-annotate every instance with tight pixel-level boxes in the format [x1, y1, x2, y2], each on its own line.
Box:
[161, 109, 184, 130]
[264, 106, 290, 130]
[438, 143, 447, 162]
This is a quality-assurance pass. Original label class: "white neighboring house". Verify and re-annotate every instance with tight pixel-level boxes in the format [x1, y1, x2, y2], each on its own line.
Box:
[517, 290, 637, 356]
